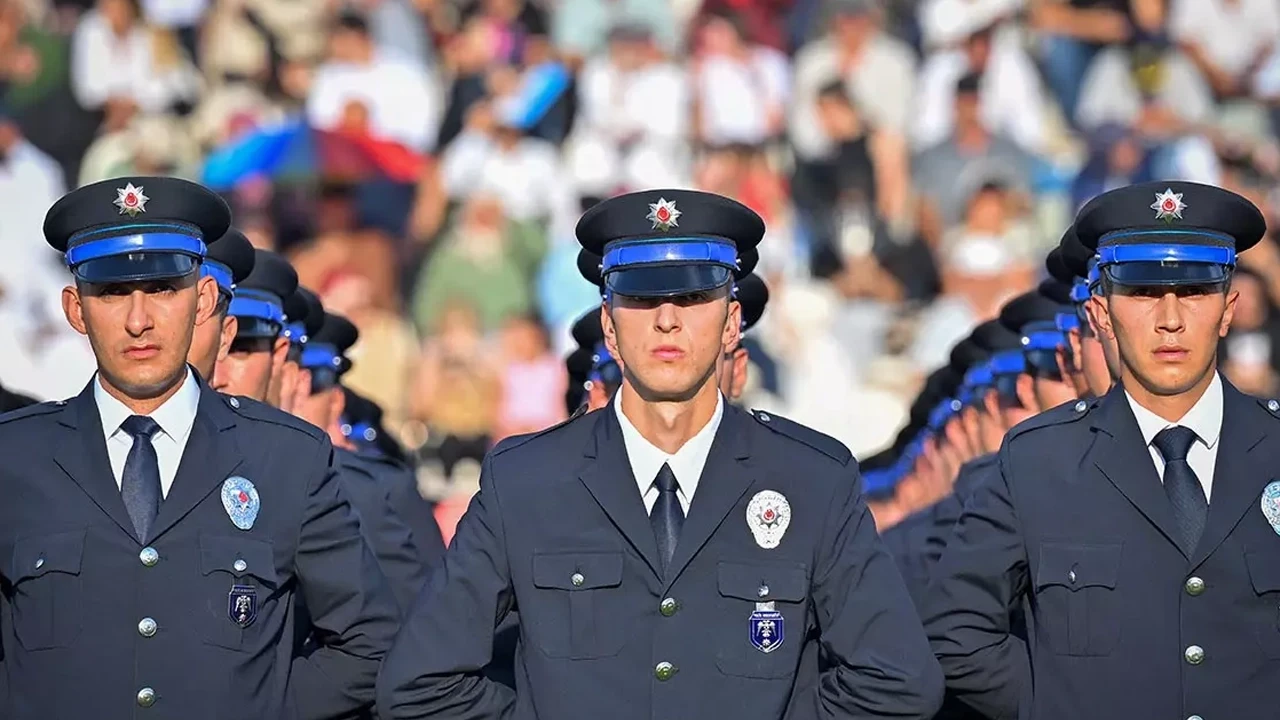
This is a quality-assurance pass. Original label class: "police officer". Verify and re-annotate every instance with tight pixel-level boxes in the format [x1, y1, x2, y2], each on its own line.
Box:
[1059, 227, 1121, 396]
[377, 189, 944, 719]
[997, 288, 1079, 414]
[297, 311, 359, 429]
[0, 176, 398, 719]
[1043, 247, 1091, 398]
[923, 181, 1276, 720]
[720, 271, 769, 403]
[211, 249, 296, 399]
[338, 387, 446, 572]
[273, 285, 325, 412]
[188, 228, 255, 379]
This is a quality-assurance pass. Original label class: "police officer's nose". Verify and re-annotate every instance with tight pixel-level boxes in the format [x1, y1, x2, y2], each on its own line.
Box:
[1154, 292, 1186, 335]
[124, 291, 155, 338]
[654, 302, 681, 333]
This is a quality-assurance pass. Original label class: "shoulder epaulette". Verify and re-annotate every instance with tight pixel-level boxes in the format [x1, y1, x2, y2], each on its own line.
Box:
[491, 403, 591, 457]
[0, 400, 65, 425]
[1007, 397, 1094, 442]
[750, 408, 853, 465]
[222, 394, 326, 441]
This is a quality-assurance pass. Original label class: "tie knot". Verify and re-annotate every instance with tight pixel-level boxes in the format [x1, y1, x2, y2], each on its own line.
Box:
[1154, 425, 1197, 463]
[121, 415, 161, 440]
[654, 463, 680, 493]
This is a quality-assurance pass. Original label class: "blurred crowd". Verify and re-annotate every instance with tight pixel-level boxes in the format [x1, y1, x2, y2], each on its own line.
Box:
[3, 0, 1280, 503]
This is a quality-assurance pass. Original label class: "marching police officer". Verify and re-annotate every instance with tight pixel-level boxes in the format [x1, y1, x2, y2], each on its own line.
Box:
[377, 189, 944, 719]
[923, 181, 1276, 720]
[273, 285, 325, 411]
[1058, 227, 1120, 396]
[189, 228, 256, 379]
[0, 176, 398, 719]
[211, 249, 296, 399]
[720, 271, 769, 403]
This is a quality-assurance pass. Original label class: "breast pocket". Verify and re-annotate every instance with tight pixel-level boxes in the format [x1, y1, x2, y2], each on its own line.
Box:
[529, 551, 625, 659]
[1245, 552, 1280, 658]
[715, 561, 809, 679]
[198, 533, 280, 651]
[8, 530, 85, 650]
[1033, 542, 1123, 657]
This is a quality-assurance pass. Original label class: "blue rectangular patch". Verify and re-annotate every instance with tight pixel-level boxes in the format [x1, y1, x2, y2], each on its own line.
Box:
[749, 609, 783, 653]
[228, 585, 257, 628]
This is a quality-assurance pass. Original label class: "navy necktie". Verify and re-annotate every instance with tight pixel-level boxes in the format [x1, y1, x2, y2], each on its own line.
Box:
[121, 415, 162, 543]
[650, 463, 684, 571]
[1153, 425, 1207, 554]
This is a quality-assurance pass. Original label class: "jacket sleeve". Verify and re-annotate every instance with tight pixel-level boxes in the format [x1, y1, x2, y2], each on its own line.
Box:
[376, 452, 516, 720]
[807, 466, 945, 719]
[290, 439, 401, 720]
[921, 447, 1030, 720]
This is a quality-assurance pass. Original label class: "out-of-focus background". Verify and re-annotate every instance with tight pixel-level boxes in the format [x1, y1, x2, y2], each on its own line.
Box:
[3, 0, 1280, 537]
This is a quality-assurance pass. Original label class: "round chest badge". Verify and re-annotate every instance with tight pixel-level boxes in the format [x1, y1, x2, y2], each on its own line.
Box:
[1261, 480, 1280, 536]
[747, 490, 791, 549]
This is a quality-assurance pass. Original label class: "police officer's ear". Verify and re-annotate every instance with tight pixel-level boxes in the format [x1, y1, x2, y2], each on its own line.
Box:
[61, 284, 87, 336]
[217, 315, 238, 365]
[729, 347, 749, 399]
[1219, 285, 1240, 339]
[980, 389, 1005, 431]
[270, 336, 290, 379]
[1015, 374, 1039, 414]
[326, 386, 346, 433]
[194, 275, 219, 327]
[1086, 295, 1114, 340]
[599, 304, 620, 361]
[722, 298, 742, 353]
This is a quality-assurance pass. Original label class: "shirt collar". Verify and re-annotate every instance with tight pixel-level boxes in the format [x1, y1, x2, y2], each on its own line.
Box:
[1125, 372, 1224, 451]
[95, 367, 201, 443]
[615, 392, 725, 496]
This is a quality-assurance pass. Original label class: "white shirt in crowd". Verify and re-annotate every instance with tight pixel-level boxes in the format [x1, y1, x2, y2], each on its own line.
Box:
[71, 10, 193, 113]
[694, 47, 790, 147]
[440, 130, 575, 227]
[307, 49, 440, 152]
[95, 367, 200, 498]
[1126, 372, 1223, 502]
[615, 392, 724, 515]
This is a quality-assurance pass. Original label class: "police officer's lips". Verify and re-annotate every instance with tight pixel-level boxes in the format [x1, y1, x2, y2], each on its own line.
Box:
[652, 344, 684, 361]
[124, 343, 161, 360]
[1153, 343, 1190, 361]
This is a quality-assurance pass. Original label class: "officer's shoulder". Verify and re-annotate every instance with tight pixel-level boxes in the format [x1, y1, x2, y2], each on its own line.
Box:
[1006, 397, 1095, 443]
[222, 394, 326, 442]
[490, 403, 593, 458]
[1258, 396, 1280, 420]
[748, 408, 853, 466]
[0, 399, 66, 426]
[958, 452, 999, 475]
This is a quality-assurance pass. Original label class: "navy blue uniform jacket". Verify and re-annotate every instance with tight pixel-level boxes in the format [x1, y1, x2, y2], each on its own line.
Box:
[377, 403, 943, 720]
[923, 380, 1280, 720]
[0, 379, 400, 719]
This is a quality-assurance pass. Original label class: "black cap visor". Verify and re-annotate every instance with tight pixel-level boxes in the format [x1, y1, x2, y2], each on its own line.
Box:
[73, 252, 199, 284]
[1102, 261, 1229, 287]
[605, 264, 732, 298]
[234, 317, 284, 339]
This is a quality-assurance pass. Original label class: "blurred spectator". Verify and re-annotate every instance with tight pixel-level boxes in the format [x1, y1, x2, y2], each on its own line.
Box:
[492, 313, 566, 440]
[1070, 122, 1156, 208]
[411, 192, 546, 335]
[139, 0, 206, 60]
[566, 23, 690, 200]
[306, 8, 439, 152]
[1029, 0, 1139, 123]
[913, 0, 1048, 152]
[913, 71, 1037, 246]
[690, 9, 789, 147]
[550, 0, 679, 63]
[1170, 0, 1280, 101]
[71, 0, 200, 126]
[411, 302, 500, 480]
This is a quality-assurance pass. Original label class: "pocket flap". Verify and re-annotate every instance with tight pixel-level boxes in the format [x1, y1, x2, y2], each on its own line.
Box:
[199, 533, 278, 586]
[1246, 551, 1280, 594]
[10, 530, 86, 583]
[718, 561, 808, 602]
[1035, 542, 1121, 591]
[532, 551, 623, 590]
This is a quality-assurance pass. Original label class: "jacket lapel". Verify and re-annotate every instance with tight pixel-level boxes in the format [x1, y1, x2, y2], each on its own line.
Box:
[578, 408, 663, 578]
[1090, 387, 1188, 556]
[663, 406, 754, 589]
[1191, 380, 1271, 567]
[149, 383, 243, 543]
[52, 380, 140, 541]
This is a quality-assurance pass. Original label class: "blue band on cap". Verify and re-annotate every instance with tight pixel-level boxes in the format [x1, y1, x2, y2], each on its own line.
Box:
[1056, 312, 1080, 332]
[283, 322, 308, 345]
[928, 398, 962, 431]
[229, 298, 284, 325]
[965, 365, 994, 389]
[602, 238, 737, 274]
[1022, 329, 1066, 351]
[1096, 242, 1235, 268]
[201, 260, 234, 294]
[342, 421, 376, 442]
[64, 231, 207, 268]
[958, 387, 975, 405]
[301, 342, 343, 371]
[989, 350, 1026, 376]
[1070, 280, 1090, 302]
